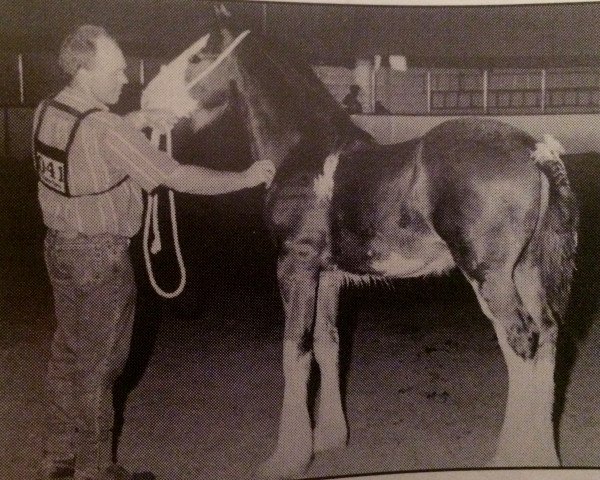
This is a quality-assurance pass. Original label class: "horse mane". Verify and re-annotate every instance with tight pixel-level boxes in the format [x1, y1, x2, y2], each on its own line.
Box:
[233, 32, 373, 152]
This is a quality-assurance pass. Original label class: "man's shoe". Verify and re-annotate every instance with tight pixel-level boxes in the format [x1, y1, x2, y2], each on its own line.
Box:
[102, 464, 132, 480]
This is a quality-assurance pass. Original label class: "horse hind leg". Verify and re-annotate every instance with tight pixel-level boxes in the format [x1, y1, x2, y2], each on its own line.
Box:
[467, 263, 560, 467]
[313, 270, 347, 453]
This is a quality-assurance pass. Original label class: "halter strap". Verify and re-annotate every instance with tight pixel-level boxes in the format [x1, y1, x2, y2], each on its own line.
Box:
[185, 30, 251, 90]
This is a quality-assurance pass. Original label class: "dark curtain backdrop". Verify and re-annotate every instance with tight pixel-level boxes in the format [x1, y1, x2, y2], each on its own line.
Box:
[2, 1, 600, 67]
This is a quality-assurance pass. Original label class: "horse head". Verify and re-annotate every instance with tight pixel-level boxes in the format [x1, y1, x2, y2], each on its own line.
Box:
[142, 15, 371, 172]
[140, 22, 246, 130]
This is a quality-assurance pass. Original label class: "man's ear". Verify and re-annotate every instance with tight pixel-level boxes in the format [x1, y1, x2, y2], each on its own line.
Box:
[74, 67, 90, 85]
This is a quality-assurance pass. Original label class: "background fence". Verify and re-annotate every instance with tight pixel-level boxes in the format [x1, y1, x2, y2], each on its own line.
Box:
[3, 51, 600, 113]
[315, 65, 600, 115]
[2, 50, 600, 159]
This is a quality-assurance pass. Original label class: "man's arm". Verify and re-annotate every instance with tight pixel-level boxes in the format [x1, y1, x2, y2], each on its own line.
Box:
[124, 109, 179, 131]
[164, 160, 274, 195]
[99, 112, 274, 194]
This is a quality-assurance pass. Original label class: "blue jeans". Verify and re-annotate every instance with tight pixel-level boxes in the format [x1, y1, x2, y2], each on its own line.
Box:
[43, 230, 136, 477]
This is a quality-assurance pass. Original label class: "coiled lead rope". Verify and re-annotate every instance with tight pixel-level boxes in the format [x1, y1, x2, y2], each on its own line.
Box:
[143, 128, 187, 298]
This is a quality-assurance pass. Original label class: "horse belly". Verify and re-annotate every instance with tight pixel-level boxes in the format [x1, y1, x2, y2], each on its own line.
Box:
[330, 156, 455, 278]
[331, 200, 455, 279]
[370, 239, 455, 278]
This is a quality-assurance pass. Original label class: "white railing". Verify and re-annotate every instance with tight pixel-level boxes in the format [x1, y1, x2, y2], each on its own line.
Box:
[369, 67, 600, 115]
[2, 52, 600, 115]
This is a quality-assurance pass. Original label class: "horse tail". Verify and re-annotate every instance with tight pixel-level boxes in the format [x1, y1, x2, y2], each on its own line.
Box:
[530, 135, 579, 325]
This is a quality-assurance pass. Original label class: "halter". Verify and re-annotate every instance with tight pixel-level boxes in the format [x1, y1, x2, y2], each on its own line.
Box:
[141, 30, 250, 116]
[186, 30, 250, 91]
[141, 30, 251, 298]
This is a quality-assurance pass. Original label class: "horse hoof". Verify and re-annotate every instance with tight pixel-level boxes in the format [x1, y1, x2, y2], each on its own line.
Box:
[256, 452, 311, 479]
[313, 422, 348, 454]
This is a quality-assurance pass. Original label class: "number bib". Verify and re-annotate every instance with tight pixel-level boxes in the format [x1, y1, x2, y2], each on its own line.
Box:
[37, 153, 67, 193]
[33, 100, 127, 197]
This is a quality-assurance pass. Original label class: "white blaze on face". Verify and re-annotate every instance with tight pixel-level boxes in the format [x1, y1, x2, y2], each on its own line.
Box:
[314, 153, 340, 202]
[141, 30, 251, 119]
[140, 33, 211, 117]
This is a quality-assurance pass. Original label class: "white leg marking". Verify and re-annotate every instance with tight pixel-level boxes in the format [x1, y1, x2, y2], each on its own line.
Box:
[258, 341, 313, 479]
[492, 345, 559, 467]
[313, 271, 347, 453]
[471, 284, 559, 467]
[313, 153, 340, 203]
[313, 341, 347, 453]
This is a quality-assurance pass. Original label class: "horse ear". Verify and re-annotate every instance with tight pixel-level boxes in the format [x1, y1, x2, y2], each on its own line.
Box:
[214, 4, 232, 20]
[210, 4, 235, 47]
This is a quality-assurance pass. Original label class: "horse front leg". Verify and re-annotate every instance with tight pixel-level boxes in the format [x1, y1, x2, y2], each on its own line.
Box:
[313, 269, 347, 453]
[258, 254, 319, 479]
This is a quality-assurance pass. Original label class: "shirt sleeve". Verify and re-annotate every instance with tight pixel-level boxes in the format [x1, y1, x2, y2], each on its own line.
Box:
[90, 112, 180, 192]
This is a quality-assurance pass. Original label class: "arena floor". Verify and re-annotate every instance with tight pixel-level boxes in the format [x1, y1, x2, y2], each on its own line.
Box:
[1, 154, 600, 479]
[1, 283, 600, 480]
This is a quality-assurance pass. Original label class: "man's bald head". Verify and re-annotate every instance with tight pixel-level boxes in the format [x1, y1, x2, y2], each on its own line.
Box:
[59, 25, 116, 77]
[58, 25, 128, 105]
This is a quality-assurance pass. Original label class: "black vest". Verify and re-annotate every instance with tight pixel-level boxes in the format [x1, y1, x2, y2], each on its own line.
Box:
[33, 99, 128, 197]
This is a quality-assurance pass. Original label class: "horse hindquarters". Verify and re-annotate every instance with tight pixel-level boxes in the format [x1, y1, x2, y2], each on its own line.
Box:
[423, 121, 577, 466]
[492, 145, 578, 466]
[462, 161, 576, 466]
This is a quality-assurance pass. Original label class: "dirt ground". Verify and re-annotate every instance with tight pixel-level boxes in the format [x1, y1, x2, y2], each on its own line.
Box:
[1, 280, 600, 480]
[1, 154, 600, 480]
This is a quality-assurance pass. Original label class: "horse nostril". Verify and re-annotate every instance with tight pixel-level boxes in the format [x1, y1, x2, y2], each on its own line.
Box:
[190, 55, 201, 64]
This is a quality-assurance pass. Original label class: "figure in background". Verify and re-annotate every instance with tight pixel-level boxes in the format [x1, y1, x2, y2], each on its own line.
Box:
[342, 84, 363, 114]
[374, 100, 391, 114]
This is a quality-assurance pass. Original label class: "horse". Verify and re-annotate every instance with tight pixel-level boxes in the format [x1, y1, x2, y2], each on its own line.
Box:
[141, 23, 579, 479]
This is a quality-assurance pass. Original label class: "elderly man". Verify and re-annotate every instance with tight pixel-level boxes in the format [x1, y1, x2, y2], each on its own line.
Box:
[34, 25, 274, 480]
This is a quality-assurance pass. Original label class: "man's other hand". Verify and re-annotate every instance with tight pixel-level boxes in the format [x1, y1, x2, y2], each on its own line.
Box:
[244, 160, 276, 188]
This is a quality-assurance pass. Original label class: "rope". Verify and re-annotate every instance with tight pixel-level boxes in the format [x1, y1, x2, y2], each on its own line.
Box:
[140, 30, 251, 298]
[143, 128, 187, 298]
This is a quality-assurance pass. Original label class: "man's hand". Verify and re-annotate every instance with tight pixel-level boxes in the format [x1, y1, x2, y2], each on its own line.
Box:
[126, 109, 180, 132]
[243, 160, 276, 188]
[191, 103, 229, 131]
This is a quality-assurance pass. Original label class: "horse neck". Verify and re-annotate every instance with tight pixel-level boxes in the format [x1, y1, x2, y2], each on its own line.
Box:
[235, 59, 372, 171]
[240, 90, 301, 169]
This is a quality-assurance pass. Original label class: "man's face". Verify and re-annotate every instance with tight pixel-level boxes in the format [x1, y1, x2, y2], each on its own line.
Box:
[80, 36, 128, 105]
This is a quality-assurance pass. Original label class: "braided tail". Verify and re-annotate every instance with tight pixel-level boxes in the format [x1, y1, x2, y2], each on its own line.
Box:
[531, 135, 579, 324]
